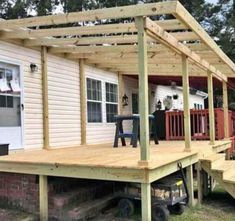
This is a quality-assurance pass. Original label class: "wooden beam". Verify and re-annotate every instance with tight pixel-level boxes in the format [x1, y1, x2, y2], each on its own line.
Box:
[223, 80, 229, 139]
[141, 183, 151, 221]
[41, 46, 50, 149]
[182, 55, 191, 151]
[175, 1, 235, 74]
[0, 19, 188, 39]
[136, 16, 150, 164]
[24, 31, 199, 47]
[0, 161, 147, 183]
[145, 17, 227, 82]
[79, 59, 87, 145]
[186, 164, 195, 207]
[208, 71, 215, 145]
[0, 2, 177, 29]
[39, 175, 48, 221]
[197, 162, 203, 205]
[118, 72, 124, 115]
[56, 44, 171, 55]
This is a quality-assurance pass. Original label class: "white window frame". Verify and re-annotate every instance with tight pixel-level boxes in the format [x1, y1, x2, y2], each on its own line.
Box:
[105, 82, 118, 123]
[86, 77, 103, 123]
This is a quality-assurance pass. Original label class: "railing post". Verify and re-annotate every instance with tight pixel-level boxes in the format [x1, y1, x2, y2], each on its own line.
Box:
[208, 71, 215, 145]
[182, 55, 191, 151]
[223, 81, 229, 139]
[165, 112, 170, 140]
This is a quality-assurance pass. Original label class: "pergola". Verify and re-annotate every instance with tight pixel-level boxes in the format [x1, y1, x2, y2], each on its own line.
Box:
[0, 1, 234, 220]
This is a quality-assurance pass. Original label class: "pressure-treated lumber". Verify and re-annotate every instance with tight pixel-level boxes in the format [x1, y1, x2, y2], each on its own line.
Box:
[175, 1, 235, 73]
[79, 59, 87, 145]
[136, 16, 150, 163]
[197, 162, 203, 205]
[41, 46, 50, 149]
[141, 183, 151, 221]
[0, 1, 177, 29]
[145, 17, 227, 82]
[182, 55, 191, 151]
[208, 71, 215, 145]
[222, 81, 229, 139]
[39, 175, 48, 221]
[186, 164, 195, 207]
[24, 31, 199, 47]
[0, 19, 188, 39]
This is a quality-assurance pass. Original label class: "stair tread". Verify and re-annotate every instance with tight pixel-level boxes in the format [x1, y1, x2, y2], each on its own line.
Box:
[201, 153, 226, 162]
[223, 170, 235, 184]
[212, 161, 235, 171]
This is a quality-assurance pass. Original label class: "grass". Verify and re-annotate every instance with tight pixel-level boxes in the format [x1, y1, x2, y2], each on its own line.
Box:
[170, 185, 235, 221]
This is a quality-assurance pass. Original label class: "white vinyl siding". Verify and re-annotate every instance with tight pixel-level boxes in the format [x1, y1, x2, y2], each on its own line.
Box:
[153, 85, 205, 111]
[47, 54, 81, 148]
[0, 40, 43, 150]
[85, 66, 118, 144]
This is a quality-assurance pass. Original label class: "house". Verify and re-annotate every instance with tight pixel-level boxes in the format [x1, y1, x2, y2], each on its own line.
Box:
[0, 1, 234, 221]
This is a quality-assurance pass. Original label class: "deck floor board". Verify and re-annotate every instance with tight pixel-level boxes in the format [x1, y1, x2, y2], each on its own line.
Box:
[0, 140, 231, 170]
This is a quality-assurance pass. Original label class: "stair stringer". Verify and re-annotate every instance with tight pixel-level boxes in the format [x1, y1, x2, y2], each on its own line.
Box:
[201, 161, 235, 199]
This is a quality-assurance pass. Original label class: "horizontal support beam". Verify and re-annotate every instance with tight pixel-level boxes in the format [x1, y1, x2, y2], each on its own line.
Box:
[49, 44, 172, 54]
[0, 162, 147, 183]
[24, 31, 199, 47]
[0, 19, 188, 39]
[0, 1, 177, 29]
[145, 17, 227, 82]
[49, 44, 214, 55]
[149, 154, 198, 182]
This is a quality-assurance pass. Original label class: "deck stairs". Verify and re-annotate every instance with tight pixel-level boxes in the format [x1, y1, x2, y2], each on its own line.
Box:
[201, 153, 235, 198]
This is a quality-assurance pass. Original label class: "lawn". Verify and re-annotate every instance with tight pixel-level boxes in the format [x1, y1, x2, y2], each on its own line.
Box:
[170, 186, 235, 221]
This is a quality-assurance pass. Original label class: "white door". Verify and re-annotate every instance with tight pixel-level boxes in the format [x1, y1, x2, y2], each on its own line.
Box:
[0, 62, 23, 150]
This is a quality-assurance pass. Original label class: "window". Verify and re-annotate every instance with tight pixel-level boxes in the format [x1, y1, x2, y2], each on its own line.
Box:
[87, 78, 102, 123]
[106, 83, 118, 122]
[0, 95, 13, 108]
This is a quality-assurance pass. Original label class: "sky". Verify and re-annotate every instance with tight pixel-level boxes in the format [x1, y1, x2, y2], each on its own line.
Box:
[206, 0, 218, 3]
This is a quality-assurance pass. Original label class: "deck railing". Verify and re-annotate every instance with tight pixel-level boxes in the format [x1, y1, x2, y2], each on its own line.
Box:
[165, 108, 235, 140]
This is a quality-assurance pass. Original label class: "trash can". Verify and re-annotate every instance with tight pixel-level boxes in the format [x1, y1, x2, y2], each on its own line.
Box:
[0, 144, 9, 156]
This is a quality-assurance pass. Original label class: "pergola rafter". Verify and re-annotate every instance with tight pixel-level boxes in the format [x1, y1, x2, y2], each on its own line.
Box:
[0, 1, 233, 80]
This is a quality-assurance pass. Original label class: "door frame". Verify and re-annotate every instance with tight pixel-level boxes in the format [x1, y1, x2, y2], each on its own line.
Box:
[0, 56, 24, 149]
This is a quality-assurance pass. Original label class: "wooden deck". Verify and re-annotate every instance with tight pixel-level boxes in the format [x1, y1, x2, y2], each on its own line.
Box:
[0, 140, 231, 183]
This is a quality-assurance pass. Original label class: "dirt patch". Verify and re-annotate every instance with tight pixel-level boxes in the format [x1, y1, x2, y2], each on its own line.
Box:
[0, 209, 36, 221]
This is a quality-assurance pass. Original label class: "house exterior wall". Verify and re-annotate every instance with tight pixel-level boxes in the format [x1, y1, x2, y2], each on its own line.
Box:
[0, 41, 43, 150]
[154, 85, 205, 110]
[0, 41, 82, 150]
[47, 55, 81, 148]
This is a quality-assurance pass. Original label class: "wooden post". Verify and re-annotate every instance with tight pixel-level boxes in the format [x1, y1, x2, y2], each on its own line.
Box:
[41, 46, 50, 149]
[136, 16, 150, 163]
[223, 81, 229, 139]
[141, 183, 151, 221]
[39, 175, 48, 221]
[202, 170, 209, 197]
[197, 162, 203, 205]
[182, 55, 191, 151]
[186, 164, 195, 207]
[208, 71, 215, 145]
[79, 59, 87, 145]
[118, 72, 124, 115]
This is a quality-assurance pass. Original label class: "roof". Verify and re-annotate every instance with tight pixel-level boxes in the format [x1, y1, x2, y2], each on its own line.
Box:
[0, 1, 234, 82]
